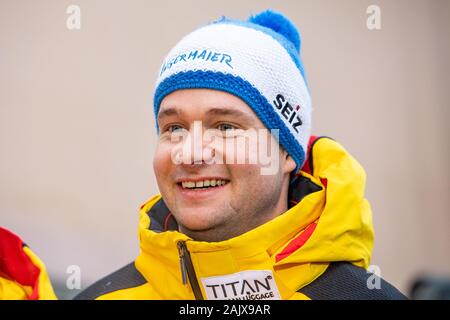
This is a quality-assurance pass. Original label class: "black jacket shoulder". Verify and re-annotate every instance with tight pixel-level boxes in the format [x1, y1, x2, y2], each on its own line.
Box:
[298, 262, 408, 300]
[73, 262, 147, 300]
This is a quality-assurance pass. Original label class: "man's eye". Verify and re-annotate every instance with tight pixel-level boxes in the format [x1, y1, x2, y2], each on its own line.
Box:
[167, 124, 185, 133]
[217, 123, 236, 131]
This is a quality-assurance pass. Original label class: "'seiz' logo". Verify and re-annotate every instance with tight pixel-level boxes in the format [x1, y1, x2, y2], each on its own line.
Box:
[273, 94, 303, 133]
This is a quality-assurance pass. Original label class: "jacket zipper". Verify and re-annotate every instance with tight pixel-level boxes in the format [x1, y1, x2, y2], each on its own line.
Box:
[177, 241, 204, 300]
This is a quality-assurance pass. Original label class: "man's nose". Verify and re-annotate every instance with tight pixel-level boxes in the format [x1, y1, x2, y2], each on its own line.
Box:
[180, 121, 215, 165]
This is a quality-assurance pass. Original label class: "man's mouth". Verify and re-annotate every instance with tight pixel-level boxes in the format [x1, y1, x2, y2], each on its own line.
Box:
[177, 179, 230, 190]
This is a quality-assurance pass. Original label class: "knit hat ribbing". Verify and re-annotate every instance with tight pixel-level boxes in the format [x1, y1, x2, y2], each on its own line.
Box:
[154, 10, 311, 172]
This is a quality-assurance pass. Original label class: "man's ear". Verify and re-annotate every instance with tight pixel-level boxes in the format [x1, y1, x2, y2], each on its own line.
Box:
[283, 152, 297, 174]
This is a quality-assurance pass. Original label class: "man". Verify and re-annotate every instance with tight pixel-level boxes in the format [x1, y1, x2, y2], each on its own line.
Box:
[0, 10, 406, 300]
[73, 9, 405, 300]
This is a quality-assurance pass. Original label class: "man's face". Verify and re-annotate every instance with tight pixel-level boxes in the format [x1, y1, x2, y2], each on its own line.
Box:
[153, 89, 296, 242]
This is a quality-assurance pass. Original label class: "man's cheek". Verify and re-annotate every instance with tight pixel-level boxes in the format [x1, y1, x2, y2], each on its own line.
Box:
[154, 144, 173, 169]
[153, 152, 164, 174]
[227, 164, 254, 193]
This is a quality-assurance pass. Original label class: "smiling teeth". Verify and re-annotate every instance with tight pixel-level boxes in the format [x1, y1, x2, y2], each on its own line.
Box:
[181, 179, 228, 189]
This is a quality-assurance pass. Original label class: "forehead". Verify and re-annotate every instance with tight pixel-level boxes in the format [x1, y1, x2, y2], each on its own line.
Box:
[158, 88, 257, 119]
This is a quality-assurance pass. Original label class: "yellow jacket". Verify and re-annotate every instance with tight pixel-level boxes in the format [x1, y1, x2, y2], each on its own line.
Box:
[0, 227, 57, 300]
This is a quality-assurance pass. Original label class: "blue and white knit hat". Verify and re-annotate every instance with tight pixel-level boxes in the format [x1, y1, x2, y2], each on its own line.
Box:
[154, 10, 312, 172]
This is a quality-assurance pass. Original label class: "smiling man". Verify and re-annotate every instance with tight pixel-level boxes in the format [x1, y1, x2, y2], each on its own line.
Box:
[154, 88, 295, 242]
[73, 10, 406, 300]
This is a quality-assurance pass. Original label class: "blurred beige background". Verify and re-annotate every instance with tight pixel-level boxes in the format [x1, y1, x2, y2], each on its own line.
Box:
[1, 0, 449, 298]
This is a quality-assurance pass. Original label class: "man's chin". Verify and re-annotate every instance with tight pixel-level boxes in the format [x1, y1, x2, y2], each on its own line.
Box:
[174, 209, 223, 232]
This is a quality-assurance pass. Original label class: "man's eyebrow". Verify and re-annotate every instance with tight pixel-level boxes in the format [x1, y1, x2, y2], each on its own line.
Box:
[157, 107, 183, 121]
[158, 106, 255, 123]
[205, 107, 255, 123]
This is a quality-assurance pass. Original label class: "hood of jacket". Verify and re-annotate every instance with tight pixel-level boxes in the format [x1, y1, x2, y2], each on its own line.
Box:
[133, 136, 374, 300]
